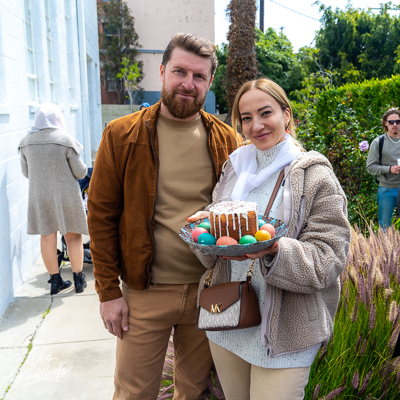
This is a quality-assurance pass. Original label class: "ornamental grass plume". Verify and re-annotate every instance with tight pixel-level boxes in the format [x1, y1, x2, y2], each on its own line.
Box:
[305, 224, 400, 399]
[160, 224, 400, 399]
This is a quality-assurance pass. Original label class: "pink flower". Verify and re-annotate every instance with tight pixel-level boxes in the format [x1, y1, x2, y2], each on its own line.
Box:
[359, 140, 369, 151]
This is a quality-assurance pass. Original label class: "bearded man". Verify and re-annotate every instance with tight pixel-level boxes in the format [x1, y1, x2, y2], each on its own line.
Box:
[87, 33, 239, 399]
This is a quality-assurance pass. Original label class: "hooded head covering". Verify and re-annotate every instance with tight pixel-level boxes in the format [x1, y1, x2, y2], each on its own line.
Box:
[19, 103, 83, 154]
[30, 103, 67, 133]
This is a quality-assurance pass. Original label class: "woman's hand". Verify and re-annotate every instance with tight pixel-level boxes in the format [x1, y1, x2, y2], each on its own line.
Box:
[222, 242, 279, 262]
[186, 211, 210, 223]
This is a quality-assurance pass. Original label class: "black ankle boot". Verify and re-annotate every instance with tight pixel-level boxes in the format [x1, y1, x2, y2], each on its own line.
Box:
[50, 273, 72, 295]
[73, 271, 87, 293]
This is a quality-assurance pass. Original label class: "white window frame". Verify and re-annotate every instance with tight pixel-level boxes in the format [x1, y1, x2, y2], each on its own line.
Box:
[45, 0, 56, 103]
[23, 0, 37, 103]
[64, 0, 75, 104]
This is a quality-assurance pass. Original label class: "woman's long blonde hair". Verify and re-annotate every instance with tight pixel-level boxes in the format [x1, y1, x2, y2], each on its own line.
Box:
[231, 78, 304, 150]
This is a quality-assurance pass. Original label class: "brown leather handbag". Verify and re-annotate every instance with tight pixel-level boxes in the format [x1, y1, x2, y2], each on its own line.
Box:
[196, 260, 261, 331]
[195, 169, 285, 331]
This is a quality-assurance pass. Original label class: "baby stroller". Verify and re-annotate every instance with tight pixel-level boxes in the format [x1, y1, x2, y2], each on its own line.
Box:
[57, 167, 93, 267]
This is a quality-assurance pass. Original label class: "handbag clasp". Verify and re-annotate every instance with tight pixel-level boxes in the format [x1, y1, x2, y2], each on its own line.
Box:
[210, 303, 222, 313]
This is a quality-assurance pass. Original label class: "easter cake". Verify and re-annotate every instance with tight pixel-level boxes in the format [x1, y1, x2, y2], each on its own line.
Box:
[209, 200, 258, 242]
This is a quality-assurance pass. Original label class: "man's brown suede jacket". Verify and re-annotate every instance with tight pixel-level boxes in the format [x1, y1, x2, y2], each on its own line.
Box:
[87, 101, 239, 302]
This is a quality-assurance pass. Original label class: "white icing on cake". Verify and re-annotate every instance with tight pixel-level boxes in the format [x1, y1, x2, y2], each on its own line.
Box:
[210, 201, 257, 238]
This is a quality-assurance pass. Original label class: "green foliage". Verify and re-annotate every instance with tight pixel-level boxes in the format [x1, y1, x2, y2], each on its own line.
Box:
[294, 76, 400, 227]
[98, 0, 142, 104]
[305, 226, 400, 399]
[313, 2, 400, 86]
[211, 44, 229, 114]
[211, 27, 306, 112]
[116, 57, 142, 112]
[255, 28, 305, 97]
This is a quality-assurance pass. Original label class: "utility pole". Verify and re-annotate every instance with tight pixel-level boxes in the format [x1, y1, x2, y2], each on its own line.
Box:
[280, 27, 284, 34]
[259, 0, 264, 32]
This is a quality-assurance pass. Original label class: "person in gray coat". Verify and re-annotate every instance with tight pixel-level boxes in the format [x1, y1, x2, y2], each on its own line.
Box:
[18, 104, 88, 294]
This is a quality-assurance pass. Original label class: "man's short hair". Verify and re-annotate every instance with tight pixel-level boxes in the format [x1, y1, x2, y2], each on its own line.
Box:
[162, 33, 218, 77]
[382, 107, 400, 131]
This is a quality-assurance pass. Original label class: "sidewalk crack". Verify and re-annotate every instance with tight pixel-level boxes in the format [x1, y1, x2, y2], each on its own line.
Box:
[1, 297, 54, 400]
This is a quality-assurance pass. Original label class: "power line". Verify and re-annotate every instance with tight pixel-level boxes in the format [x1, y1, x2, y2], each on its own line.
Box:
[268, 0, 320, 21]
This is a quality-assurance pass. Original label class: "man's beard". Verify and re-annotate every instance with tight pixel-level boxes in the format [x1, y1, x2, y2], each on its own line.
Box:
[161, 83, 207, 119]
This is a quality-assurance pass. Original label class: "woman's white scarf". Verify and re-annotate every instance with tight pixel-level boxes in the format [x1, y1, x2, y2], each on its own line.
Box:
[230, 133, 302, 201]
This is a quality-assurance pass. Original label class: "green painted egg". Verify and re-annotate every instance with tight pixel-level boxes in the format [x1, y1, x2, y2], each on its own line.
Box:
[239, 235, 257, 244]
[197, 232, 217, 245]
[198, 222, 211, 233]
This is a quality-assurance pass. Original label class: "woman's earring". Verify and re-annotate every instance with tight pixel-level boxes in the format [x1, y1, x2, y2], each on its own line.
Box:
[285, 122, 290, 132]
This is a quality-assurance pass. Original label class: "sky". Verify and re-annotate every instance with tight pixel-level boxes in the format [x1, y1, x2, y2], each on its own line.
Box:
[214, 0, 400, 52]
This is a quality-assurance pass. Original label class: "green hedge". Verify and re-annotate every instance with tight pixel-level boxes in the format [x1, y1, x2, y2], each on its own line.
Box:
[293, 76, 400, 228]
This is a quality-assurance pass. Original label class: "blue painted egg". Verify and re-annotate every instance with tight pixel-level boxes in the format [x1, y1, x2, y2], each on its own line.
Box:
[258, 219, 266, 228]
[197, 232, 217, 245]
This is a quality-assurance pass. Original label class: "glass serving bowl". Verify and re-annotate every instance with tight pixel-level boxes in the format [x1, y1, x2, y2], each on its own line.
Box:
[179, 215, 288, 257]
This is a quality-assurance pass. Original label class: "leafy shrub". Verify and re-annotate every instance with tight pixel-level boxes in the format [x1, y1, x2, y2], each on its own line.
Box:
[293, 76, 400, 228]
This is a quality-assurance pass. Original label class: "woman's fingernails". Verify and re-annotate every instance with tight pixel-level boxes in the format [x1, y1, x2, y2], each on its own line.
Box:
[243, 255, 249, 259]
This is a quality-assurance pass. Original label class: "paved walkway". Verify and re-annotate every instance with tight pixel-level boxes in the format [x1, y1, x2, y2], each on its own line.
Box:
[0, 236, 116, 400]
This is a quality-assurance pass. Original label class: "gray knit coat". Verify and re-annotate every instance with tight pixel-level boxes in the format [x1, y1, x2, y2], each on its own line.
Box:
[18, 129, 88, 236]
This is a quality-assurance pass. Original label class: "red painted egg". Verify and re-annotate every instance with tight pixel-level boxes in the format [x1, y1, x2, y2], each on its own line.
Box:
[260, 223, 275, 238]
[192, 227, 208, 242]
[216, 236, 239, 246]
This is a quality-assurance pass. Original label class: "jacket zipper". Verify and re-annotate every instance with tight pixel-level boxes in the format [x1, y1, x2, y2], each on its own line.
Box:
[206, 121, 218, 183]
[145, 121, 159, 289]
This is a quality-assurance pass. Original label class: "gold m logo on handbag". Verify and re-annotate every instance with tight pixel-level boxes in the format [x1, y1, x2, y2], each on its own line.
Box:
[210, 304, 222, 313]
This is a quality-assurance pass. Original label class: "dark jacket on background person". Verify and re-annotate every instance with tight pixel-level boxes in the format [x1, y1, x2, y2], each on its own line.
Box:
[87, 102, 239, 302]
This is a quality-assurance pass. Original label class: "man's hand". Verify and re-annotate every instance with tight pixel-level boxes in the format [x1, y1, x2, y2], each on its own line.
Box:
[391, 165, 400, 174]
[187, 211, 210, 223]
[100, 297, 129, 339]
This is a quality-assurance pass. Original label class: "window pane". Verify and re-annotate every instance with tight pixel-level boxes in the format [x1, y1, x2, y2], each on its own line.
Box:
[28, 78, 36, 102]
[50, 83, 55, 102]
[25, 22, 33, 49]
[48, 60, 53, 80]
[47, 38, 52, 60]
[27, 50, 35, 74]
[24, 0, 31, 22]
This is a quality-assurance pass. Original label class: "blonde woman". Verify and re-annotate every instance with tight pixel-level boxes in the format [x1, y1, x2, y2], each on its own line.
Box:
[188, 79, 351, 400]
[18, 104, 88, 295]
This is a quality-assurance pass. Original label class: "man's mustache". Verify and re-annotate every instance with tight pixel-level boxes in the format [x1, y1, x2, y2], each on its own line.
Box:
[174, 89, 197, 97]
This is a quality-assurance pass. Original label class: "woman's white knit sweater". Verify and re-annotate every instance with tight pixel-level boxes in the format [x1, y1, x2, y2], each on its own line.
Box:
[207, 141, 321, 368]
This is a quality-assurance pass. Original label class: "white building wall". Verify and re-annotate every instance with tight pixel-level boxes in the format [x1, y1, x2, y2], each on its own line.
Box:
[0, 0, 102, 316]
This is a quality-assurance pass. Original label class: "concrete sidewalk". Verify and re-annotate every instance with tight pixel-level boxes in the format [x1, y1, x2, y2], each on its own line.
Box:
[0, 236, 116, 400]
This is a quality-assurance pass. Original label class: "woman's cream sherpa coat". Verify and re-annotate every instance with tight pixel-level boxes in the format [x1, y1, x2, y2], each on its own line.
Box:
[193, 151, 351, 357]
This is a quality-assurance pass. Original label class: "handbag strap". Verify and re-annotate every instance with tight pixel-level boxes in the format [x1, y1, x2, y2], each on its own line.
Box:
[263, 169, 285, 218]
[204, 260, 255, 288]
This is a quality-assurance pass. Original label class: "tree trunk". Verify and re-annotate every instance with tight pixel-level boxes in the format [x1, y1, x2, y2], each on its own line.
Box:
[225, 0, 257, 115]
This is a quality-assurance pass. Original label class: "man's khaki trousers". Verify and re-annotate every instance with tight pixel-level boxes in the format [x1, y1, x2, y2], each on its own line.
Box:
[113, 282, 213, 400]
